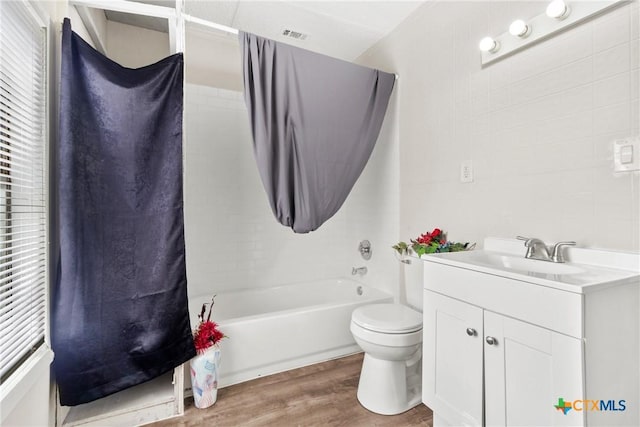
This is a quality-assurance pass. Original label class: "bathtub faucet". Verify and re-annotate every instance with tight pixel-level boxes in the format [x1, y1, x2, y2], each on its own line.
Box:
[352, 266, 368, 276]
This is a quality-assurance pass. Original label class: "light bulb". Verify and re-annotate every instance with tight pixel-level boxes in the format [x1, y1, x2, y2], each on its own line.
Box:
[546, 0, 570, 19]
[509, 20, 530, 38]
[479, 37, 499, 53]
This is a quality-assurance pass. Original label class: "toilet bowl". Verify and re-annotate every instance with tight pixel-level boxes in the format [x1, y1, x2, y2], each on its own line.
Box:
[350, 303, 423, 415]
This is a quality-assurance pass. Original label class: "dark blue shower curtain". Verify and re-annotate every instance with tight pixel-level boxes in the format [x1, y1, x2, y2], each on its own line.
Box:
[52, 18, 195, 406]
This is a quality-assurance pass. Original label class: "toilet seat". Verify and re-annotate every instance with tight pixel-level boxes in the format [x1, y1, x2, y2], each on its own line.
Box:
[352, 304, 422, 334]
[351, 320, 422, 348]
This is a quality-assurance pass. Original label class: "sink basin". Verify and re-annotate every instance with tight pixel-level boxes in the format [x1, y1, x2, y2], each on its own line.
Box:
[423, 238, 640, 293]
[468, 252, 585, 275]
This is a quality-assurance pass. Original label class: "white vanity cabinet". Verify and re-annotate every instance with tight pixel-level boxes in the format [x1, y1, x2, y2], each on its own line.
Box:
[424, 290, 583, 426]
[482, 309, 582, 427]
[423, 291, 484, 426]
[421, 239, 640, 427]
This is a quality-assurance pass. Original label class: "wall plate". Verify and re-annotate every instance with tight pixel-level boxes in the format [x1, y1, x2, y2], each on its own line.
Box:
[613, 137, 640, 172]
[461, 160, 474, 183]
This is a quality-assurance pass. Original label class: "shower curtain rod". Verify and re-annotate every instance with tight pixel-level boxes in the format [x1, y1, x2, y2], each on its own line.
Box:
[182, 13, 238, 35]
[68, 0, 398, 80]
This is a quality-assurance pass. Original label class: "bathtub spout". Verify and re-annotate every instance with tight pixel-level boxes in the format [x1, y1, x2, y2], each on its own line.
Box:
[352, 266, 368, 276]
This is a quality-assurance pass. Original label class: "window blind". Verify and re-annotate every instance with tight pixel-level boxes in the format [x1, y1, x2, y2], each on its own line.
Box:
[0, 0, 48, 382]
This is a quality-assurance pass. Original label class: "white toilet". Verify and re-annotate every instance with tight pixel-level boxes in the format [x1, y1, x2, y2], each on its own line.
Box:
[350, 257, 424, 415]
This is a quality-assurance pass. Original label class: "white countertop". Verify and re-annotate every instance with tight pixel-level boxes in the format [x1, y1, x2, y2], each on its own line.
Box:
[420, 237, 640, 294]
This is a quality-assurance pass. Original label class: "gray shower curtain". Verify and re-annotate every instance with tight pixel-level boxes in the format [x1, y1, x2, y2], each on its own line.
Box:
[52, 19, 195, 406]
[240, 32, 395, 233]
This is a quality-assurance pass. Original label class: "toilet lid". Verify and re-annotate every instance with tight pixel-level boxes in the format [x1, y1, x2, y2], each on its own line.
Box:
[352, 304, 422, 333]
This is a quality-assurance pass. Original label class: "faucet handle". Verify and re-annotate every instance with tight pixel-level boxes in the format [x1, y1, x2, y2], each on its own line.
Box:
[551, 241, 576, 263]
[352, 266, 368, 276]
[517, 236, 548, 247]
[516, 236, 539, 246]
[516, 236, 550, 260]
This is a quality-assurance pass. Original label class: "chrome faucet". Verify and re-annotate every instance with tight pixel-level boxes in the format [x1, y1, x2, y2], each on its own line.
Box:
[550, 241, 576, 263]
[352, 266, 368, 276]
[517, 236, 551, 261]
[517, 237, 576, 263]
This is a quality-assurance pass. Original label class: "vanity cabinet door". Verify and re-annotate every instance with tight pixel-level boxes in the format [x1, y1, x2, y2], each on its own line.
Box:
[423, 290, 484, 426]
[484, 311, 584, 427]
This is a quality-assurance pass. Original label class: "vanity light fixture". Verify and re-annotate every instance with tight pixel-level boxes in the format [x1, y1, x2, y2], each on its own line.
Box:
[546, 0, 571, 20]
[479, 36, 499, 53]
[509, 19, 531, 37]
[479, 0, 624, 65]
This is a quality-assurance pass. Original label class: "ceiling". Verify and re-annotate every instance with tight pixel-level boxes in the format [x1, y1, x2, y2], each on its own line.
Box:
[104, 1, 425, 61]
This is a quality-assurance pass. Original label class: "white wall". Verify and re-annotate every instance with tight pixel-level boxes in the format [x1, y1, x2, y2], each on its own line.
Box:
[185, 27, 243, 91]
[67, 5, 97, 49]
[106, 20, 169, 67]
[359, 0, 640, 251]
[105, 21, 243, 91]
[183, 84, 400, 299]
[2, 375, 51, 427]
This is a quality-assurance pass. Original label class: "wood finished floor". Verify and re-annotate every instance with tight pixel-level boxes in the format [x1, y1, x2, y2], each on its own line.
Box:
[149, 353, 432, 426]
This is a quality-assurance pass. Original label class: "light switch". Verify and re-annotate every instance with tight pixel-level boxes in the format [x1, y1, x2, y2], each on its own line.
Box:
[613, 138, 640, 172]
[620, 145, 633, 164]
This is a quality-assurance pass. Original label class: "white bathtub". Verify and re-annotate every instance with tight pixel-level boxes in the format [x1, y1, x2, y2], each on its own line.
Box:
[185, 278, 393, 390]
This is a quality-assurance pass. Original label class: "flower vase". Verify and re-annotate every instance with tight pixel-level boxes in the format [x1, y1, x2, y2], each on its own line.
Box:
[190, 344, 221, 409]
[394, 250, 412, 264]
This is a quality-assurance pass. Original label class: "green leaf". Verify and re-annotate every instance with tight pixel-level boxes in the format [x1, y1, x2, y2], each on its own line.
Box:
[413, 245, 427, 257]
[392, 241, 409, 254]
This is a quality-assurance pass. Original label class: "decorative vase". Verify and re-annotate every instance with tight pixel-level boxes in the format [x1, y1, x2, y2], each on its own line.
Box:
[190, 344, 221, 409]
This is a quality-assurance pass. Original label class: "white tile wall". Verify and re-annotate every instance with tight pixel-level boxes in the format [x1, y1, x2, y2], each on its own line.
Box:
[184, 85, 400, 298]
[359, 0, 640, 251]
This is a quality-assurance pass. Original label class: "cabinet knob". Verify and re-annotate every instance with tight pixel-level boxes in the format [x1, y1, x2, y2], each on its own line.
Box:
[466, 328, 476, 336]
[485, 336, 497, 346]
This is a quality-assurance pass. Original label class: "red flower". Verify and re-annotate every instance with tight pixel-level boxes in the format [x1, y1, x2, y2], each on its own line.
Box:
[413, 228, 446, 248]
[193, 297, 226, 353]
[394, 227, 471, 258]
[194, 320, 225, 353]
[419, 232, 436, 244]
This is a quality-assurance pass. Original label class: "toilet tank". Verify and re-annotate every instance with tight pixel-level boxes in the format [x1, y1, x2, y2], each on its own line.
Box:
[403, 256, 424, 312]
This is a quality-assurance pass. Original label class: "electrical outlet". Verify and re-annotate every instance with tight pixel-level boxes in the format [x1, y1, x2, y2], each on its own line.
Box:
[460, 160, 473, 183]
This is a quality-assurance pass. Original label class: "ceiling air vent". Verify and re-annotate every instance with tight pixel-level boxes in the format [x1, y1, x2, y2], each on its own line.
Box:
[282, 29, 308, 40]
